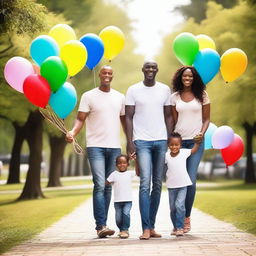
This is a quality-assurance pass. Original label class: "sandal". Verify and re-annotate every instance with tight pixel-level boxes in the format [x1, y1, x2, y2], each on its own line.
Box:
[184, 217, 191, 233]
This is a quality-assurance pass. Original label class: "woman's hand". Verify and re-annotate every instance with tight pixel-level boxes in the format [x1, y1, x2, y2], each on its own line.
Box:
[193, 132, 203, 144]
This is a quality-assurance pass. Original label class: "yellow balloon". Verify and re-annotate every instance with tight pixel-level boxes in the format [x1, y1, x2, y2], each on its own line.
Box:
[196, 34, 216, 50]
[60, 40, 87, 76]
[220, 48, 248, 83]
[49, 24, 76, 48]
[99, 26, 125, 61]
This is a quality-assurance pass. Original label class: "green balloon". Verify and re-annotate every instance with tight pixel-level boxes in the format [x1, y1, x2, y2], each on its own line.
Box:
[173, 32, 199, 65]
[40, 56, 68, 92]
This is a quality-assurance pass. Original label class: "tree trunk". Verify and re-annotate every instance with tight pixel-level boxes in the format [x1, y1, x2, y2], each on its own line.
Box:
[47, 134, 67, 187]
[7, 122, 26, 184]
[243, 122, 256, 184]
[18, 111, 44, 200]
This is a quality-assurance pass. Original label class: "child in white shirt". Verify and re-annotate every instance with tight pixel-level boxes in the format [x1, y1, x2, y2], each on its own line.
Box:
[106, 155, 134, 239]
[165, 132, 201, 237]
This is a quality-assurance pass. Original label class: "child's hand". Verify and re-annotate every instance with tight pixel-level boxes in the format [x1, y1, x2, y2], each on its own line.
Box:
[193, 132, 203, 144]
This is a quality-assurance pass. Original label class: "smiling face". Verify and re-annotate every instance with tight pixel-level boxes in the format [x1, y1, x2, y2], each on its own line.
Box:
[116, 156, 129, 172]
[142, 61, 158, 83]
[99, 66, 113, 86]
[168, 137, 182, 155]
[182, 68, 193, 88]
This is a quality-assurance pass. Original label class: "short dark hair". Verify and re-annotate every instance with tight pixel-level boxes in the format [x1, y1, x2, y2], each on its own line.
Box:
[168, 132, 182, 143]
[115, 154, 129, 165]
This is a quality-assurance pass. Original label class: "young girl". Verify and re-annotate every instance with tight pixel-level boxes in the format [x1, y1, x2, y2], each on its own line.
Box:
[106, 155, 135, 239]
[165, 132, 201, 236]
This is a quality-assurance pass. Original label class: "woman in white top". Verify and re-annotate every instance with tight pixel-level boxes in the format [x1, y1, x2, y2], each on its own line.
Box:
[171, 66, 210, 233]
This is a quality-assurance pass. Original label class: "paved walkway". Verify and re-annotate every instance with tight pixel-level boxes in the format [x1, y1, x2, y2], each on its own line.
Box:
[2, 190, 256, 256]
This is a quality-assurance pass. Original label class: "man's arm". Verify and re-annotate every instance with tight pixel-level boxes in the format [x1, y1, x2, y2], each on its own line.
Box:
[65, 111, 89, 143]
[125, 105, 136, 158]
[164, 105, 174, 137]
[120, 115, 126, 134]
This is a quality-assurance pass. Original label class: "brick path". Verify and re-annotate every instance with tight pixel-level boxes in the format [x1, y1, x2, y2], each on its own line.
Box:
[2, 190, 256, 256]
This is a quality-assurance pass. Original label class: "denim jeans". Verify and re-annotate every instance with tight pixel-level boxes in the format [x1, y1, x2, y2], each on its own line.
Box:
[114, 201, 132, 231]
[182, 139, 204, 217]
[168, 187, 187, 229]
[87, 147, 121, 230]
[134, 140, 167, 230]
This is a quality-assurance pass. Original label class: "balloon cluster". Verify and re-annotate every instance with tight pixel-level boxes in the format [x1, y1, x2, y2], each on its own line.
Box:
[4, 24, 125, 119]
[204, 124, 244, 166]
[173, 32, 248, 84]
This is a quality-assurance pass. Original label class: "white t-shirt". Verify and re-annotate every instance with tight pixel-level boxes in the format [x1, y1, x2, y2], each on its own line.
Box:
[165, 149, 192, 188]
[171, 91, 210, 140]
[125, 81, 171, 141]
[107, 170, 135, 202]
[78, 88, 125, 148]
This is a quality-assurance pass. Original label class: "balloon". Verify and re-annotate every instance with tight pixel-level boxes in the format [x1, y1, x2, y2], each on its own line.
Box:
[60, 40, 87, 76]
[23, 74, 51, 108]
[196, 34, 216, 50]
[4, 57, 34, 93]
[193, 48, 220, 84]
[220, 48, 248, 83]
[49, 82, 77, 119]
[30, 35, 59, 66]
[172, 32, 199, 65]
[204, 123, 218, 150]
[80, 33, 104, 70]
[212, 125, 234, 149]
[49, 24, 76, 48]
[221, 134, 244, 166]
[99, 26, 125, 61]
[40, 56, 68, 92]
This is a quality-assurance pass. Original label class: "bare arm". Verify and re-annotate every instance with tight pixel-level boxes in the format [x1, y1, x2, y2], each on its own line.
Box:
[65, 111, 89, 143]
[171, 105, 178, 128]
[200, 103, 210, 135]
[120, 115, 126, 134]
[164, 105, 174, 136]
[191, 142, 200, 154]
[125, 105, 136, 158]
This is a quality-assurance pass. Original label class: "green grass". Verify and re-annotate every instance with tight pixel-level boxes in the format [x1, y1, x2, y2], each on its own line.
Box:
[0, 178, 92, 191]
[195, 180, 256, 234]
[0, 188, 92, 254]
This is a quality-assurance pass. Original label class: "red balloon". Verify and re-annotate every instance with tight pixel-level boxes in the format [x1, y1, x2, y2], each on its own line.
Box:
[23, 74, 51, 108]
[221, 134, 244, 166]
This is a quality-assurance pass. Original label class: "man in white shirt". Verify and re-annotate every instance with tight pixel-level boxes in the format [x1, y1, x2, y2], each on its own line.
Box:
[125, 60, 173, 239]
[66, 66, 125, 238]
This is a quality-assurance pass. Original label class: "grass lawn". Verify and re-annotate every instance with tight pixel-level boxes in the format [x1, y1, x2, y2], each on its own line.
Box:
[0, 188, 92, 254]
[0, 178, 92, 191]
[195, 180, 256, 235]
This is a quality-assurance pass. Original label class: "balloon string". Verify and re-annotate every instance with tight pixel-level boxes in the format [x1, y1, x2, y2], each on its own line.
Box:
[39, 106, 84, 155]
[93, 68, 96, 88]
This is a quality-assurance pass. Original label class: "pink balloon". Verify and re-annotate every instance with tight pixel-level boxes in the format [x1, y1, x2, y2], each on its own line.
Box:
[4, 57, 34, 93]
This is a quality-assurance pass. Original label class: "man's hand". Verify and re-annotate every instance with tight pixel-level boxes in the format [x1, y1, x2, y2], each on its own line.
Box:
[65, 131, 74, 143]
[127, 141, 136, 160]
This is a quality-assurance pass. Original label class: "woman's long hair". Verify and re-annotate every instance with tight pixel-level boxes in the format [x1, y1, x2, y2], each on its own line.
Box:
[172, 66, 206, 103]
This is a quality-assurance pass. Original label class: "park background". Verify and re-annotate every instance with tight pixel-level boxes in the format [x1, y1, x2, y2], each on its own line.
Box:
[0, 0, 256, 254]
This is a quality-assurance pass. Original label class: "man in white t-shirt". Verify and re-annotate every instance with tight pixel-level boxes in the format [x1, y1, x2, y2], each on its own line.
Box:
[66, 66, 125, 238]
[125, 60, 173, 240]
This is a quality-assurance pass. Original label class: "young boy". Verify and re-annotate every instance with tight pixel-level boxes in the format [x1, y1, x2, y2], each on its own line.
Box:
[106, 155, 134, 239]
[165, 132, 201, 237]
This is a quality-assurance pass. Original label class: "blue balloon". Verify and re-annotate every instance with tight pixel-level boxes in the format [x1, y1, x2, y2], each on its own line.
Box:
[193, 49, 220, 84]
[205, 123, 218, 149]
[30, 35, 59, 66]
[49, 82, 77, 119]
[80, 33, 104, 70]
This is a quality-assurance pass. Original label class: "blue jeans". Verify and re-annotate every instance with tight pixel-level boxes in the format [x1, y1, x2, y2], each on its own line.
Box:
[168, 187, 187, 229]
[114, 201, 132, 231]
[134, 140, 167, 230]
[87, 147, 121, 230]
[182, 139, 204, 217]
